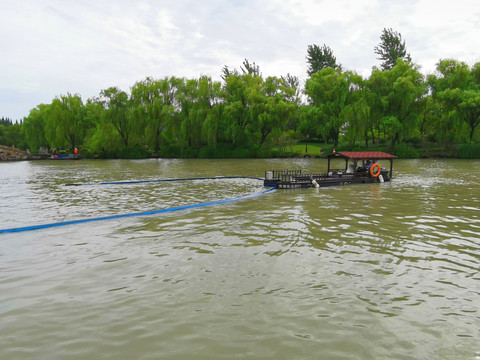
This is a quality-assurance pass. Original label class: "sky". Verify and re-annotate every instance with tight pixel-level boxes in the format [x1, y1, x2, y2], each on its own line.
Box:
[1, 0, 479, 121]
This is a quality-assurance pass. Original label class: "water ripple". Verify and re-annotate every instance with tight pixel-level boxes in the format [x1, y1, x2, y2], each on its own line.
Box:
[1, 159, 479, 359]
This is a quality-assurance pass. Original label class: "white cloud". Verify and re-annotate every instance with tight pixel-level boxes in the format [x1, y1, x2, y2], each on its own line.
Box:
[270, 0, 380, 26]
[0, 0, 479, 120]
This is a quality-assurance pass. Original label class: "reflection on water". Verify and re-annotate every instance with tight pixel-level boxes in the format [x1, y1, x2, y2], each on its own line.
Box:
[0, 158, 479, 359]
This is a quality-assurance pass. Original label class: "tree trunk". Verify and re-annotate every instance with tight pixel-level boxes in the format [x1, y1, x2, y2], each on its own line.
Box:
[468, 114, 479, 143]
[155, 127, 160, 157]
[390, 133, 399, 151]
[333, 130, 339, 147]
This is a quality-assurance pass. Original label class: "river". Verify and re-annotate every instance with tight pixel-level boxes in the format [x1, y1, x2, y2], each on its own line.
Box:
[0, 158, 479, 359]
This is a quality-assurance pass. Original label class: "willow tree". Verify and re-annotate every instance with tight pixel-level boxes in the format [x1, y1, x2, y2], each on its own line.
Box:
[100, 87, 136, 147]
[174, 76, 222, 151]
[341, 73, 371, 147]
[23, 104, 48, 152]
[257, 95, 295, 148]
[429, 59, 480, 142]
[130, 77, 176, 155]
[249, 76, 296, 148]
[222, 72, 261, 146]
[44, 93, 89, 151]
[369, 59, 425, 148]
[304, 67, 353, 146]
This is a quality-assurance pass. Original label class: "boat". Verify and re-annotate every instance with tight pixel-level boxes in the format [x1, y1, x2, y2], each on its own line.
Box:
[49, 154, 82, 160]
[264, 151, 396, 188]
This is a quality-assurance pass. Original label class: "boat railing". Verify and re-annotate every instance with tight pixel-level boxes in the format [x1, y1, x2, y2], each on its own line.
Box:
[269, 170, 302, 182]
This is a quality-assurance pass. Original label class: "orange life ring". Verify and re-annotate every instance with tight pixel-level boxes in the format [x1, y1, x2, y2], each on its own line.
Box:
[370, 163, 381, 178]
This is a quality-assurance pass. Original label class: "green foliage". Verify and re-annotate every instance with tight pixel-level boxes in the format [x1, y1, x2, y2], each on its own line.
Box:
[15, 43, 480, 159]
[85, 120, 123, 155]
[130, 76, 177, 154]
[430, 59, 480, 142]
[0, 117, 14, 126]
[456, 143, 480, 158]
[157, 144, 182, 158]
[23, 104, 48, 151]
[393, 143, 421, 158]
[100, 87, 138, 147]
[196, 143, 260, 158]
[306, 44, 341, 76]
[43, 93, 91, 151]
[305, 68, 364, 146]
[374, 28, 412, 71]
[368, 59, 425, 149]
[197, 143, 235, 158]
[0, 124, 25, 148]
[117, 144, 150, 159]
[241, 59, 261, 77]
[328, 143, 364, 152]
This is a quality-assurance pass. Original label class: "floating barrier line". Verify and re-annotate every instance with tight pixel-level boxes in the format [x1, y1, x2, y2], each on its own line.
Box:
[66, 176, 264, 186]
[0, 177, 276, 234]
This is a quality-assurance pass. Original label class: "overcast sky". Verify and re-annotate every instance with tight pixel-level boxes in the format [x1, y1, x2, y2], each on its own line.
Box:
[1, 0, 479, 121]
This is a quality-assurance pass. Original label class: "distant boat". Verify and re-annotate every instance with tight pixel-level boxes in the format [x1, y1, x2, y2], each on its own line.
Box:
[264, 151, 396, 188]
[49, 154, 82, 160]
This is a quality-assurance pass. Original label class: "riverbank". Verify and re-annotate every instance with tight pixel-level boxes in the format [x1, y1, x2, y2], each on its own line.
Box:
[1, 142, 479, 161]
[0, 145, 29, 161]
[0, 145, 52, 161]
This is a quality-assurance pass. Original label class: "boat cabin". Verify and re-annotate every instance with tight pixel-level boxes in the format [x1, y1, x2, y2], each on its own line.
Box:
[327, 151, 395, 180]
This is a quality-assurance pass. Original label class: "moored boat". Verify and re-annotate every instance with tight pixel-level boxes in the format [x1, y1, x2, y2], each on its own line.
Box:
[264, 151, 396, 188]
[49, 154, 82, 160]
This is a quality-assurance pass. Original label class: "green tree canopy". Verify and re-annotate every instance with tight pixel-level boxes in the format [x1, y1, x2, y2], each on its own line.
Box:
[368, 59, 425, 148]
[23, 105, 48, 151]
[43, 93, 90, 151]
[100, 87, 137, 147]
[305, 67, 357, 145]
[0, 117, 14, 126]
[430, 59, 480, 142]
[374, 28, 412, 71]
[241, 59, 261, 77]
[130, 77, 177, 155]
[306, 44, 341, 76]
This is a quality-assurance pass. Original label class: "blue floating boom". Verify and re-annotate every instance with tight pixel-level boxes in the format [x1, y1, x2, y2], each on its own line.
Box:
[0, 177, 276, 234]
[66, 176, 265, 186]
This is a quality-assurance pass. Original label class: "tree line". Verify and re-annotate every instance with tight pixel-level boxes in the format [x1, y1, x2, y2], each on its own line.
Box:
[3, 28, 480, 158]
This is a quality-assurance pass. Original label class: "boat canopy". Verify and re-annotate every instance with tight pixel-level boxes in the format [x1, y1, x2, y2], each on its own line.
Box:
[327, 151, 396, 160]
[327, 151, 396, 179]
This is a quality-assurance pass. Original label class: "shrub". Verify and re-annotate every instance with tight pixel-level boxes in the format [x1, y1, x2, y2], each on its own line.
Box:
[157, 144, 182, 158]
[456, 143, 480, 159]
[393, 144, 421, 158]
[118, 144, 150, 159]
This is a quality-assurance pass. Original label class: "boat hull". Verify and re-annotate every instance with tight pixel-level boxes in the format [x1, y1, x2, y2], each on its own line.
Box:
[264, 171, 390, 189]
[49, 154, 82, 160]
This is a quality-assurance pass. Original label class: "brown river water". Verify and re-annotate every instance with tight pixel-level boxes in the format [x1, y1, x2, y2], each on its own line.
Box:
[0, 158, 479, 359]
